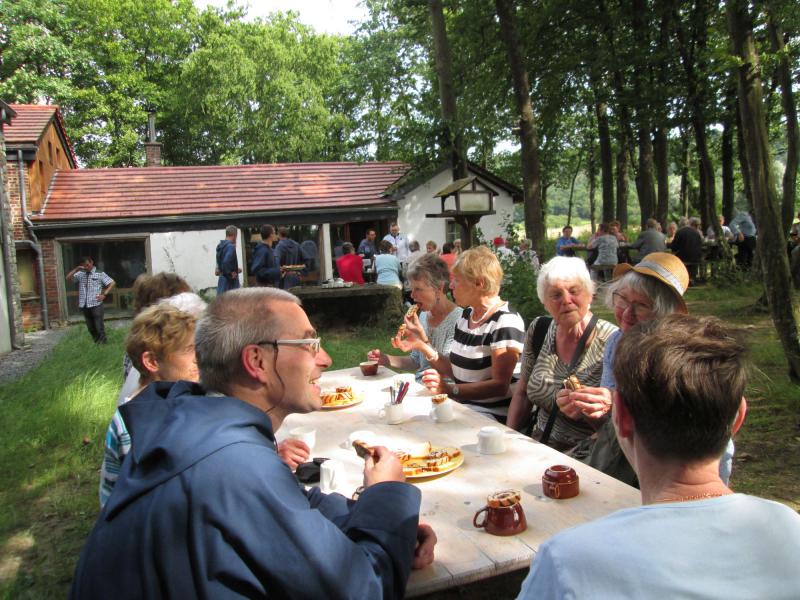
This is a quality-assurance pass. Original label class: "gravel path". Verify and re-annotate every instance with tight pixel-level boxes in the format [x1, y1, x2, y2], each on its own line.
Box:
[0, 326, 70, 385]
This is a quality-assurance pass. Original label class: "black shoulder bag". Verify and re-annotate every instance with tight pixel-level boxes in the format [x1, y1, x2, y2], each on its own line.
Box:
[537, 314, 598, 447]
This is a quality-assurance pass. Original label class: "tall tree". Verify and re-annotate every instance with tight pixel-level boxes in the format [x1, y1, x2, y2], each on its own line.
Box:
[727, 0, 800, 382]
[428, 0, 466, 180]
[765, 2, 799, 234]
[495, 0, 545, 255]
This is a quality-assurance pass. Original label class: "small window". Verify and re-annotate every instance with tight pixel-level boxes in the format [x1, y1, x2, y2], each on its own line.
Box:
[16, 249, 36, 296]
[445, 220, 460, 243]
[39, 160, 46, 195]
[48, 141, 53, 165]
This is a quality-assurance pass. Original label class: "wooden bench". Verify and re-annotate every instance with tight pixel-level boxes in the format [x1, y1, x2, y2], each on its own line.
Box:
[590, 264, 616, 282]
[289, 284, 403, 328]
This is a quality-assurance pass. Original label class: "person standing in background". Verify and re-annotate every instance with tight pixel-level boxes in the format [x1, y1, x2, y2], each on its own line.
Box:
[66, 256, 115, 343]
[383, 222, 410, 264]
[216, 226, 241, 295]
[250, 224, 281, 287]
[275, 226, 302, 289]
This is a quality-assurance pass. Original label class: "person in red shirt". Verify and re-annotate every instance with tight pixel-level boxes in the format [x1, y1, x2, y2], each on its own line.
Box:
[335, 242, 364, 285]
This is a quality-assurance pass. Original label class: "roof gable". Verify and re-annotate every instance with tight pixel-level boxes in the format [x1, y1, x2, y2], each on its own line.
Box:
[34, 161, 409, 223]
[5, 104, 78, 167]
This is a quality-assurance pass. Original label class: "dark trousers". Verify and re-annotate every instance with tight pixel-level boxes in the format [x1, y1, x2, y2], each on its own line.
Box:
[81, 304, 107, 343]
[735, 236, 756, 268]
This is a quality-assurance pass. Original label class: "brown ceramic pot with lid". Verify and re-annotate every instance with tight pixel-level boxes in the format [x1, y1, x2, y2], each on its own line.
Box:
[542, 465, 580, 499]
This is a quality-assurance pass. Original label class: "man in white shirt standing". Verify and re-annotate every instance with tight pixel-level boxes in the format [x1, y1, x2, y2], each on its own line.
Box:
[383, 222, 410, 264]
[517, 314, 800, 600]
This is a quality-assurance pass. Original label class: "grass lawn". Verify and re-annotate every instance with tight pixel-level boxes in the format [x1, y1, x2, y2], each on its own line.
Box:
[0, 283, 798, 598]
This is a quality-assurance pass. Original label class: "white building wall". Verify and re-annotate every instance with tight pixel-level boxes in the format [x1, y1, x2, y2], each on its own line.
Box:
[0, 254, 11, 354]
[150, 229, 244, 293]
[397, 168, 516, 247]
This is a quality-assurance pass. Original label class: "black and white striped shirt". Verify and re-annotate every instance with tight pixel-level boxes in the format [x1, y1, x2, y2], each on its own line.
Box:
[450, 302, 525, 418]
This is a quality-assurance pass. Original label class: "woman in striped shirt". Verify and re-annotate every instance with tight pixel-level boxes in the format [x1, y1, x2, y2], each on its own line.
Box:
[420, 246, 524, 422]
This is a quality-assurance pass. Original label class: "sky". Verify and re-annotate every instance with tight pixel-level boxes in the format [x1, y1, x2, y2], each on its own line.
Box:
[194, 0, 370, 36]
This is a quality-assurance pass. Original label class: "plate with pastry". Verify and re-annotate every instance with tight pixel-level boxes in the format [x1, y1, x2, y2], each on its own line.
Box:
[397, 441, 464, 480]
[320, 386, 363, 410]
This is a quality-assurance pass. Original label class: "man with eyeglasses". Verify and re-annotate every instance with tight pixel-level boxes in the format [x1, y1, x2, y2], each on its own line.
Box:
[71, 288, 435, 600]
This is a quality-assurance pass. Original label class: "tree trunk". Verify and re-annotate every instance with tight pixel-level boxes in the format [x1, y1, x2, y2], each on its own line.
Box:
[588, 148, 598, 232]
[721, 110, 735, 225]
[566, 153, 582, 227]
[679, 129, 691, 218]
[736, 99, 754, 213]
[727, 0, 800, 382]
[654, 127, 669, 227]
[495, 0, 545, 255]
[637, 127, 656, 225]
[615, 141, 629, 228]
[595, 95, 615, 223]
[674, 0, 718, 232]
[766, 3, 799, 234]
[428, 0, 467, 182]
[630, 0, 656, 227]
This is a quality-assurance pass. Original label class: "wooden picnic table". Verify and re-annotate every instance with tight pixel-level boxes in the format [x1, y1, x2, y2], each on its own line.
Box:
[278, 367, 640, 597]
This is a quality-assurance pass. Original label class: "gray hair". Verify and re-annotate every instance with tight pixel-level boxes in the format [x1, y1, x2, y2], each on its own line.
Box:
[225, 225, 237, 237]
[537, 256, 595, 303]
[678, 217, 689, 228]
[406, 253, 450, 291]
[159, 292, 207, 318]
[195, 288, 300, 394]
[646, 218, 659, 230]
[603, 271, 682, 319]
[409, 240, 421, 252]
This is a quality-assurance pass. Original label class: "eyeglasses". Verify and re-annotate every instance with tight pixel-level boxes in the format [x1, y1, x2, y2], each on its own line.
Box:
[611, 292, 653, 318]
[255, 338, 321, 356]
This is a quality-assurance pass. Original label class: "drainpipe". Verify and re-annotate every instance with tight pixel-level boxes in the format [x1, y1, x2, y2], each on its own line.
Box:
[0, 168, 20, 348]
[17, 150, 49, 330]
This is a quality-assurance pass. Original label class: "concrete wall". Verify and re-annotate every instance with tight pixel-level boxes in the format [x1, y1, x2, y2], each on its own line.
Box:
[150, 229, 244, 293]
[397, 167, 517, 246]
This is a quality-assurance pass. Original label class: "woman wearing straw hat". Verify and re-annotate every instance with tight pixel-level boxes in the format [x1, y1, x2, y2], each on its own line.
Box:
[564, 252, 735, 485]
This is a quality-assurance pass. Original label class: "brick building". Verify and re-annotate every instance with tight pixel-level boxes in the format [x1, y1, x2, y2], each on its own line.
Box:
[4, 105, 77, 330]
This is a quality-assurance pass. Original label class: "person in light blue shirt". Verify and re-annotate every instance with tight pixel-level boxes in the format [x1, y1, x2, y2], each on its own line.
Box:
[517, 314, 800, 600]
[554, 225, 579, 256]
[375, 239, 402, 288]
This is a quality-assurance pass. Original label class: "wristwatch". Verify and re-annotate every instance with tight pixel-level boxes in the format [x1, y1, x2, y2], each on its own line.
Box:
[444, 378, 459, 397]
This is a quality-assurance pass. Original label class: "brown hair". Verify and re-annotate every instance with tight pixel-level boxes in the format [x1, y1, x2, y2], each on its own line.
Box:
[126, 304, 197, 383]
[452, 246, 504, 295]
[613, 314, 747, 462]
[132, 272, 191, 315]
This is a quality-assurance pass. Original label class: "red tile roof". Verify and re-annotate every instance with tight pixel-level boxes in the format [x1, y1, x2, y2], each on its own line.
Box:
[34, 162, 409, 222]
[4, 104, 56, 144]
[5, 104, 78, 167]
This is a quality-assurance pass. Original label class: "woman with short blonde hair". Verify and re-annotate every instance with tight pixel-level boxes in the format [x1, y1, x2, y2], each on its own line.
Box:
[452, 246, 504, 296]
[420, 246, 525, 422]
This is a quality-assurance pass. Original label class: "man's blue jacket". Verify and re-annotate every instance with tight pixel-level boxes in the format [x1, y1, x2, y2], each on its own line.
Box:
[70, 381, 422, 599]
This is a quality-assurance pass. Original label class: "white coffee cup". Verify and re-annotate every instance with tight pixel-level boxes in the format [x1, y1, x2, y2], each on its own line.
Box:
[288, 426, 316, 451]
[378, 402, 404, 425]
[477, 426, 506, 454]
[430, 398, 454, 423]
[320, 459, 343, 493]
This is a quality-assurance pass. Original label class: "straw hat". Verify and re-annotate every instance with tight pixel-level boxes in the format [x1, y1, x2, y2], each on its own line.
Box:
[612, 252, 689, 314]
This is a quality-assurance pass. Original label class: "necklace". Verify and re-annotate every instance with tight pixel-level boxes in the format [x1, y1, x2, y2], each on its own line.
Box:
[469, 299, 503, 325]
[653, 491, 730, 504]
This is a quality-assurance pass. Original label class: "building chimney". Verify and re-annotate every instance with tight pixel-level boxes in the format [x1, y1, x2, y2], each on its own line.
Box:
[144, 111, 162, 167]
